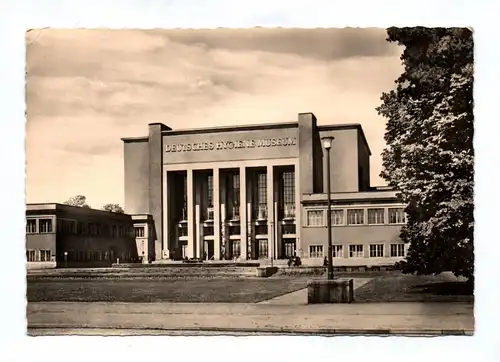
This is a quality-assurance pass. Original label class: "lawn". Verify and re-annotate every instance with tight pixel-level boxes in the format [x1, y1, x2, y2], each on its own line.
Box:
[26, 271, 474, 304]
[27, 278, 309, 303]
[354, 272, 474, 303]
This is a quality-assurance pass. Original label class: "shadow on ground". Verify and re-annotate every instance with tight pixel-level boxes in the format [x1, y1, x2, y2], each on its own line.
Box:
[354, 273, 474, 303]
[411, 281, 474, 296]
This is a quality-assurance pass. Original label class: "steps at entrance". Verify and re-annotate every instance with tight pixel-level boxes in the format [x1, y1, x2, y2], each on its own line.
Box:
[27, 265, 260, 279]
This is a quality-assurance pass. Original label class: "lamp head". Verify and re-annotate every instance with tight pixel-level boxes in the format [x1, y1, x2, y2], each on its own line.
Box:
[321, 136, 334, 150]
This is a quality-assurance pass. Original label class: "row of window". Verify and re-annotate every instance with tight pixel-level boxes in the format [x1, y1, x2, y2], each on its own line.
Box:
[26, 249, 52, 262]
[309, 243, 406, 258]
[26, 218, 133, 238]
[306, 207, 406, 227]
[61, 250, 134, 262]
[26, 219, 52, 233]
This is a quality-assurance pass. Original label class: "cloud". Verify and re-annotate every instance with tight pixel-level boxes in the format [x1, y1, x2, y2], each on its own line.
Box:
[149, 27, 400, 61]
[25, 28, 403, 207]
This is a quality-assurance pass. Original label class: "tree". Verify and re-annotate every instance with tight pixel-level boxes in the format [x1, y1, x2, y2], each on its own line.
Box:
[102, 203, 125, 214]
[64, 195, 91, 208]
[377, 27, 474, 280]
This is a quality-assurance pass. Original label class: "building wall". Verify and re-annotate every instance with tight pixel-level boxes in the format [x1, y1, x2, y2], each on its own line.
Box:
[162, 126, 299, 165]
[298, 113, 316, 195]
[56, 234, 138, 263]
[357, 132, 371, 192]
[301, 225, 404, 266]
[26, 233, 57, 253]
[123, 140, 150, 214]
[149, 123, 170, 260]
[318, 128, 359, 193]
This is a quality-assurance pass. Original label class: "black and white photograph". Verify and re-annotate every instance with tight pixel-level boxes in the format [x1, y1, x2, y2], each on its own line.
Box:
[24, 26, 474, 336]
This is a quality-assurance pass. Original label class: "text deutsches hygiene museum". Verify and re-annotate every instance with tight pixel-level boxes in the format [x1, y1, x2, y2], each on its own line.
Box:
[165, 137, 297, 153]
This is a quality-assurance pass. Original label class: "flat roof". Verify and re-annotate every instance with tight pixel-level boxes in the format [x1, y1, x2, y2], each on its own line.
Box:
[302, 190, 402, 204]
[26, 203, 132, 219]
[121, 121, 372, 156]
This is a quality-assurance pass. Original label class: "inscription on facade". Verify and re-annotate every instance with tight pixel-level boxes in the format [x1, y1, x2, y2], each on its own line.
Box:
[165, 137, 297, 153]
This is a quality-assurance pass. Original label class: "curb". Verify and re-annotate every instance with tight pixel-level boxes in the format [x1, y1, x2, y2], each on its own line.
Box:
[28, 325, 474, 336]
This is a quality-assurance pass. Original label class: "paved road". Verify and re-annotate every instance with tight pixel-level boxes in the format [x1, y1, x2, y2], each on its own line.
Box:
[27, 301, 474, 336]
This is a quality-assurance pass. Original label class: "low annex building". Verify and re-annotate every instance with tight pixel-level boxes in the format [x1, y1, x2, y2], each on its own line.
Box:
[121, 112, 408, 267]
[25, 203, 152, 269]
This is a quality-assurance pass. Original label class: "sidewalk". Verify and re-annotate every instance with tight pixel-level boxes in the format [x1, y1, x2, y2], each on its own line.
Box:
[27, 301, 474, 336]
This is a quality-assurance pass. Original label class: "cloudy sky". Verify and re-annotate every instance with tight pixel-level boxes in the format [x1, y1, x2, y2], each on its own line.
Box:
[26, 28, 403, 209]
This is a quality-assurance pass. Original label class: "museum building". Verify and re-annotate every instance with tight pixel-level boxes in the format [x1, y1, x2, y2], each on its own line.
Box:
[122, 112, 408, 266]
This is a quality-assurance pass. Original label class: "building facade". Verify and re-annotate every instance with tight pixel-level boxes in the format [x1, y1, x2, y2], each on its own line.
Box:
[122, 112, 407, 267]
[25, 203, 149, 269]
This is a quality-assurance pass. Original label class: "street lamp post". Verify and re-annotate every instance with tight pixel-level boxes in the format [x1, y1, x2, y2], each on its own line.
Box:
[64, 251, 68, 268]
[322, 136, 335, 280]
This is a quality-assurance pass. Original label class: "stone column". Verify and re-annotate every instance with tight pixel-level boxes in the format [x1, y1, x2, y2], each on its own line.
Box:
[195, 205, 202, 259]
[247, 202, 252, 260]
[267, 165, 274, 261]
[162, 171, 170, 259]
[194, 173, 203, 259]
[220, 172, 227, 260]
[239, 166, 247, 260]
[213, 168, 221, 260]
[187, 169, 195, 259]
[220, 204, 226, 260]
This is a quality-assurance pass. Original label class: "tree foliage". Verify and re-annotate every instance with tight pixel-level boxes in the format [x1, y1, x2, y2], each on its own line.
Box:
[102, 203, 125, 214]
[64, 195, 91, 208]
[377, 27, 474, 280]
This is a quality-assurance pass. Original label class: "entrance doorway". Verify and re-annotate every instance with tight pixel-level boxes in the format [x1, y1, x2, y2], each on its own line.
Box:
[257, 239, 268, 258]
[180, 242, 188, 259]
[204, 240, 214, 260]
[284, 241, 296, 258]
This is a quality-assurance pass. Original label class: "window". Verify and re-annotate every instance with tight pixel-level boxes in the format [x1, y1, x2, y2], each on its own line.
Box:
[349, 245, 364, 258]
[204, 225, 214, 236]
[112, 225, 117, 237]
[254, 172, 267, 219]
[282, 170, 295, 217]
[119, 226, 124, 237]
[307, 210, 324, 226]
[26, 250, 36, 262]
[39, 219, 52, 233]
[330, 210, 344, 225]
[26, 219, 36, 233]
[89, 223, 98, 236]
[332, 245, 343, 258]
[368, 208, 385, 225]
[370, 244, 384, 258]
[58, 219, 77, 234]
[347, 209, 364, 225]
[309, 245, 324, 258]
[207, 174, 214, 207]
[389, 208, 406, 224]
[80, 223, 89, 235]
[205, 173, 215, 220]
[135, 227, 145, 238]
[227, 172, 240, 219]
[391, 244, 405, 257]
[40, 250, 51, 262]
